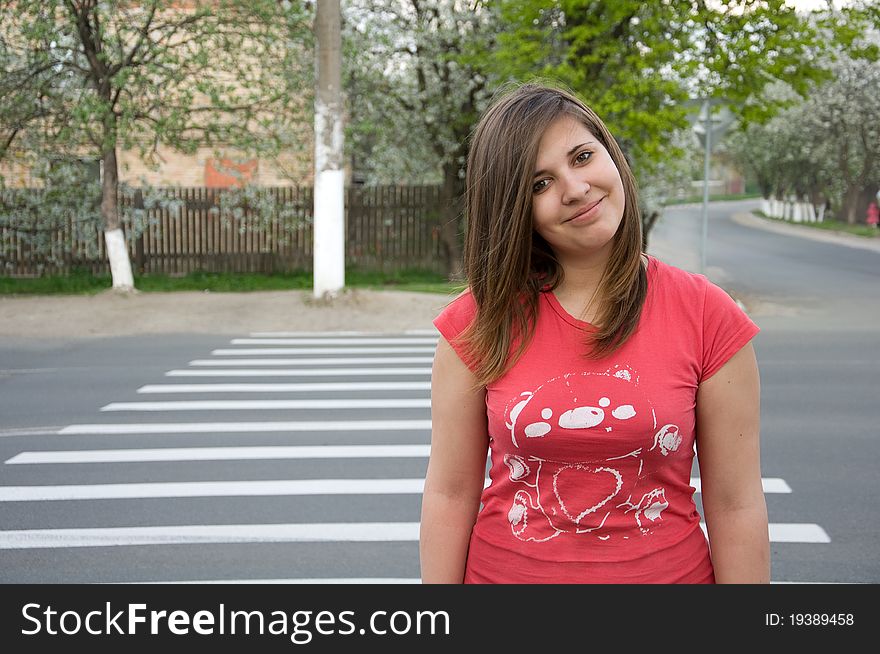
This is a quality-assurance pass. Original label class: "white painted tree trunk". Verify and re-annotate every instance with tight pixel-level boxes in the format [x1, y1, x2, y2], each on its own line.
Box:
[104, 228, 134, 290]
[313, 167, 345, 296]
[313, 0, 345, 299]
[761, 198, 771, 216]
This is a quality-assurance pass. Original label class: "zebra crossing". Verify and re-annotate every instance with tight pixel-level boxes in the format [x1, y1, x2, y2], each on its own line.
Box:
[0, 331, 829, 582]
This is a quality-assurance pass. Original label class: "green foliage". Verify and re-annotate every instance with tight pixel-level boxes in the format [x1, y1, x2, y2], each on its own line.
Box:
[0, 156, 103, 268]
[489, 0, 838, 178]
[727, 53, 880, 222]
[0, 0, 313, 162]
[0, 268, 110, 295]
[0, 268, 458, 296]
[0, 0, 314, 284]
[0, 150, 188, 266]
[343, 0, 500, 185]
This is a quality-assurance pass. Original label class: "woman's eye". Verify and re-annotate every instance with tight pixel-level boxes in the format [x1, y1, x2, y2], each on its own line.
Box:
[532, 179, 549, 193]
[576, 150, 593, 164]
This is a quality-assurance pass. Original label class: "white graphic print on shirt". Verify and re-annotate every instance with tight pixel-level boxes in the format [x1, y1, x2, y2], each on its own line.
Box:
[501, 365, 680, 543]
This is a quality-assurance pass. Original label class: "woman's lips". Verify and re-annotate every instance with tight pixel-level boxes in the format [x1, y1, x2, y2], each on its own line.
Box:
[566, 197, 604, 223]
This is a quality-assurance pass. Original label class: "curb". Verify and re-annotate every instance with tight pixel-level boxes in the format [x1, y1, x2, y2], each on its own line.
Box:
[731, 212, 880, 254]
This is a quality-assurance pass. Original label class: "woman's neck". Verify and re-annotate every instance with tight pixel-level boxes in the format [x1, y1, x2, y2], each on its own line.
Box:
[553, 251, 609, 301]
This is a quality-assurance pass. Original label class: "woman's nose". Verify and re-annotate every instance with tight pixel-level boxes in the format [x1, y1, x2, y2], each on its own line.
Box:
[560, 171, 590, 204]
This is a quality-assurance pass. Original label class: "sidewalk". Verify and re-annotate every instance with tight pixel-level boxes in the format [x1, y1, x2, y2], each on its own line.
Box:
[3, 207, 875, 340]
[0, 288, 451, 340]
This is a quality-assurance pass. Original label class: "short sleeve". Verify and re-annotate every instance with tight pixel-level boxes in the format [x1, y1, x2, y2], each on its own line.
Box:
[700, 280, 760, 383]
[432, 289, 479, 373]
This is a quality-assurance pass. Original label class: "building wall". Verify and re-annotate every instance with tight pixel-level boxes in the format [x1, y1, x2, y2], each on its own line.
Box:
[116, 144, 313, 188]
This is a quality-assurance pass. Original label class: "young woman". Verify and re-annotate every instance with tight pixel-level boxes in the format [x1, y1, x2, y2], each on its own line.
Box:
[420, 82, 769, 584]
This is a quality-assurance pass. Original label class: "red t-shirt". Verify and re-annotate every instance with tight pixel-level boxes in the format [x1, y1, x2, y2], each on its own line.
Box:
[432, 254, 760, 583]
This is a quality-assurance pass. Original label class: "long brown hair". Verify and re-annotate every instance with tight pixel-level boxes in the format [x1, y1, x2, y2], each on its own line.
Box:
[456, 81, 647, 389]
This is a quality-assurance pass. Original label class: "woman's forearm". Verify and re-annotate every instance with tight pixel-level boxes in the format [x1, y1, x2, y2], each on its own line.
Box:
[704, 502, 770, 583]
[419, 491, 480, 584]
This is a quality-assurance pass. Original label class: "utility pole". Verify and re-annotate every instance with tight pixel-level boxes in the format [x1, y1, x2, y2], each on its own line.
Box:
[313, 0, 345, 298]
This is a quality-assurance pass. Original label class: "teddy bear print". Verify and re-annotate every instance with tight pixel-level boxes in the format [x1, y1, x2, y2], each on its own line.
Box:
[501, 365, 680, 543]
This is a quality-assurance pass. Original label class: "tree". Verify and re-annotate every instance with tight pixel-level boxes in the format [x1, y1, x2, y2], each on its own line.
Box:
[806, 56, 880, 224]
[343, 0, 500, 279]
[726, 2, 880, 224]
[314, 0, 345, 298]
[0, 0, 312, 288]
[490, 1, 833, 176]
[730, 55, 880, 224]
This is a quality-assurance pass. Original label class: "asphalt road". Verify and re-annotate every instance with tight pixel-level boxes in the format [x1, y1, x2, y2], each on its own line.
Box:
[652, 200, 880, 584]
[0, 199, 877, 583]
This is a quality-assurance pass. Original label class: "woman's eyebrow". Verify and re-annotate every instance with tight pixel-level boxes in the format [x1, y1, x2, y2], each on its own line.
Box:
[533, 141, 596, 178]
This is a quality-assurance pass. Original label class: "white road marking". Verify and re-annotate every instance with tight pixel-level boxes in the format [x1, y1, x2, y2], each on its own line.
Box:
[230, 338, 438, 345]
[100, 399, 431, 411]
[0, 474, 799, 500]
[0, 522, 828, 549]
[250, 330, 438, 337]
[188, 357, 434, 366]
[137, 382, 431, 393]
[766, 523, 832, 543]
[166, 368, 432, 377]
[0, 479, 429, 501]
[700, 522, 830, 543]
[7, 444, 432, 464]
[691, 477, 792, 493]
[58, 420, 432, 434]
[0, 523, 422, 549]
[211, 347, 436, 355]
[0, 426, 64, 438]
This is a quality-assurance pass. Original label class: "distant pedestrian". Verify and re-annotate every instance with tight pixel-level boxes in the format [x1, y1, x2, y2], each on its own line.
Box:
[868, 201, 879, 229]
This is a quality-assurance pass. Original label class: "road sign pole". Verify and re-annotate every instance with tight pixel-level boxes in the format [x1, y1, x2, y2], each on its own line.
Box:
[701, 99, 712, 276]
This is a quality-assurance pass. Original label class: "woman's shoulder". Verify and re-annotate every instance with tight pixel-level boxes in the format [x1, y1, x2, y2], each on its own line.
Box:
[444, 286, 475, 310]
[646, 255, 753, 329]
[434, 286, 477, 335]
[646, 254, 712, 297]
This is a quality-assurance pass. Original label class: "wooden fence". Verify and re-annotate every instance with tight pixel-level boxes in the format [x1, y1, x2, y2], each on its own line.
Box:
[1, 185, 447, 276]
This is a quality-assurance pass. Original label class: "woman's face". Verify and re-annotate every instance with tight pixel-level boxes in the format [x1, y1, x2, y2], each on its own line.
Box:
[531, 115, 626, 262]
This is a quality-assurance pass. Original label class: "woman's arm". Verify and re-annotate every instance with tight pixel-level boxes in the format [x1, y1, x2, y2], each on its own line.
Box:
[695, 340, 770, 583]
[420, 336, 489, 583]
